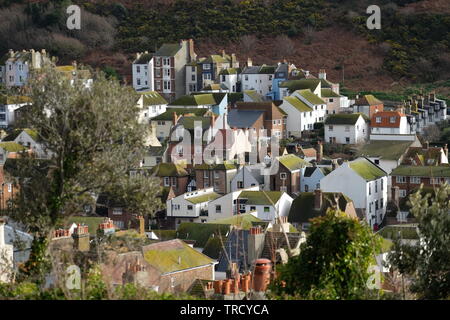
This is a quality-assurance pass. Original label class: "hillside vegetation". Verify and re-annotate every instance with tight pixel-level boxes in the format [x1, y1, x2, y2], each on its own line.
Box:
[0, 0, 449, 94]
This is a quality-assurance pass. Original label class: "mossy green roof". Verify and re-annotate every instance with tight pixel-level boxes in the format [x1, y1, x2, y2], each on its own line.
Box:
[186, 192, 221, 204]
[238, 191, 283, 205]
[296, 89, 326, 105]
[259, 65, 276, 74]
[168, 94, 219, 106]
[284, 96, 313, 112]
[0, 142, 27, 152]
[207, 213, 262, 229]
[3, 128, 39, 142]
[178, 116, 211, 130]
[391, 165, 450, 177]
[227, 93, 244, 104]
[219, 68, 241, 75]
[177, 222, 230, 247]
[194, 162, 237, 171]
[288, 192, 353, 224]
[325, 113, 368, 125]
[349, 158, 386, 181]
[356, 95, 383, 106]
[155, 43, 181, 56]
[279, 79, 321, 93]
[151, 163, 188, 177]
[244, 90, 265, 102]
[152, 108, 208, 121]
[278, 154, 310, 171]
[141, 91, 167, 105]
[203, 54, 230, 64]
[0, 95, 32, 105]
[321, 89, 341, 98]
[357, 140, 414, 160]
[143, 239, 214, 274]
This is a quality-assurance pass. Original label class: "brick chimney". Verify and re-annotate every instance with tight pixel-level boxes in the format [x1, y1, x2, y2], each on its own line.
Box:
[138, 216, 145, 235]
[222, 49, 226, 58]
[316, 141, 323, 163]
[231, 53, 237, 67]
[210, 114, 216, 128]
[247, 58, 253, 67]
[429, 92, 436, 102]
[424, 141, 429, 150]
[314, 189, 323, 210]
[187, 39, 196, 62]
[444, 144, 448, 158]
[248, 227, 265, 263]
[72, 224, 90, 252]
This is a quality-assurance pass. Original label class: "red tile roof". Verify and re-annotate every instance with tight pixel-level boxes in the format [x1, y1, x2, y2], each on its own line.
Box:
[371, 111, 405, 128]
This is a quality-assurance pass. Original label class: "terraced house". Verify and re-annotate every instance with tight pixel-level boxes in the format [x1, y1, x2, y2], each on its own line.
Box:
[185, 50, 239, 94]
[268, 154, 311, 195]
[151, 162, 190, 197]
[235, 190, 293, 222]
[153, 39, 197, 102]
[194, 162, 238, 195]
[241, 61, 276, 97]
[352, 95, 384, 119]
[132, 51, 154, 91]
[391, 165, 450, 199]
[136, 91, 167, 124]
[321, 157, 388, 229]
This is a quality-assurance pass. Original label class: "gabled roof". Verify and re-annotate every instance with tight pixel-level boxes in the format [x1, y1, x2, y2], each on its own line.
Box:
[279, 79, 321, 93]
[152, 108, 208, 121]
[348, 158, 386, 181]
[219, 68, 241, 75]
[168, 94, 219, 106]
[321, 88, 341, 98]
[142, 239, 215, 274]
[141, 91, 167, 106]
[357, 140, 416, 161]
[202, 54, 230, 64]
[186, 192, 221, 204]
[151, 163, 188, 177]
[391, 165, 450, 177]
[324, 113, 368, 125]
[284, 96, 313, 112]
[278, 154, 310, 171]
[3, 128, 39, 142]
[243, 90, 265, 102]
[355, 95, 383, 106]
[155, 43, 181, 57]
[0, 142, 27, 152]
[133, 53, 153, 64]
[177, 116, 212, 131]
[228, 109, 264, 128]
[238, 191, 283, 205]
[371, 111, 405, 128]
[295, 89, 326, 105]
[288, 192, 355, 224]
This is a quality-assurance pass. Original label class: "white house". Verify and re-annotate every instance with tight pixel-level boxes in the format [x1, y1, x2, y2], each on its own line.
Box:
[370, 111, 411, 139]
[230, 164, 265, 192]
[324, 113, 369, 144]
[219, 68, 241, 93]
[132, 52, 154, 91]
[166, 188, 221, 225]
[300, 166, 330, 192]
[236, 190, 293, 222]
[2, 129, 48, 159]
[321, 88, 350, 115]
[0, 95, 31, 128]
[241, 62, 276, 97]
[136, 91, 167, 123]
[279, 92, 325, 137]
[320, 157, 388, 229]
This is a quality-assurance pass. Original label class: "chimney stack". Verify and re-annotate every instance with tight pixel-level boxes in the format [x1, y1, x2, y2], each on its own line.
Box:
[314, 189, 323, 210]
[316, 141, 323, 163]
[231, 53, 237, 67]
[253, 259, 272, 292]
[391, 186, 400, 207]
[247, 58, 253, 67]
[444, 144, 448, 159]
[172, 111, 179, 125]
[248, 227, 265, 263]
[331, 159, 339, 171]
[210, 114, 216, 128]
[424, 141, 429, 150]
[188, 39, 196, 62]
[0, 218, 6, 246]
[318, 69, 327, 80]
[222, 49, 226, 58]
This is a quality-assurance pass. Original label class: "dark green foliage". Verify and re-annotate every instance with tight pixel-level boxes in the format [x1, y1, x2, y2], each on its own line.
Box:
[272, 210, 382, 299]
[388, 185, 450, 299]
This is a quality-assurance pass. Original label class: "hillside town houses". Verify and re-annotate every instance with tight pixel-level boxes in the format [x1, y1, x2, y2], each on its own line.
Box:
[1, 39, 449, 297]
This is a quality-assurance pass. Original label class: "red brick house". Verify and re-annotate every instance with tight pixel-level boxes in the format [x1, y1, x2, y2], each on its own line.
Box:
[270, 154, 311, 195]
[193, 162, 238, 194]
[151, 162, 189, 196]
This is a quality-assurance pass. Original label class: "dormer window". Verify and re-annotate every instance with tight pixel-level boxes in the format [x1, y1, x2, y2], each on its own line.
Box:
[376, 117, 381, 123]
[390, 117, 396, 123]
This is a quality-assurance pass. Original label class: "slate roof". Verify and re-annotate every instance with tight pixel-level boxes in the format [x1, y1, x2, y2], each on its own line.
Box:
[288, 192, 355, 224]
[133, 53, 153, 64]
[216, 229, 249, 272]
[348, 158, 387, 181]
[325, 113, 368, 125]
[228, 109, 264, 128]
[142, 239, 215, 274]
